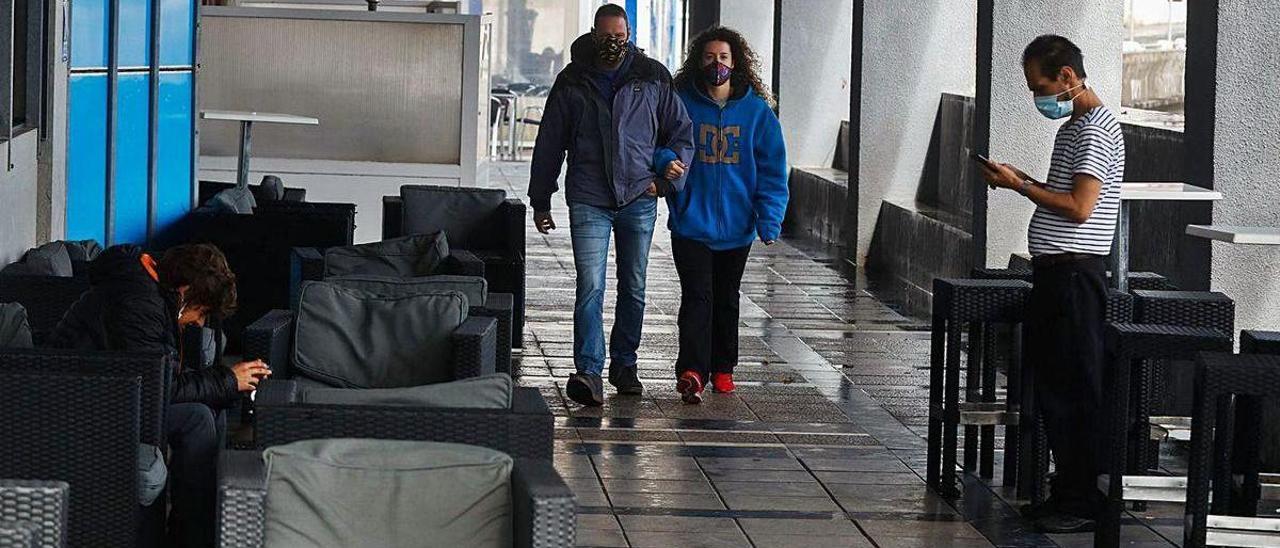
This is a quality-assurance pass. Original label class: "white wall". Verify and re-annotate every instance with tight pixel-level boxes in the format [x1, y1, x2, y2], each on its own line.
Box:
[719, 0, 774, 94]
[1209, 0, 1280, 332]
[778, 0, 851, 168]
[0, 131, 41, 264]
[857, 0, 976, 261]
[984, 0, 1123, 266]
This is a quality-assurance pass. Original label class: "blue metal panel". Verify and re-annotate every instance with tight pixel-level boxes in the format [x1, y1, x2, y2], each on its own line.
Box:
[72, 0, 166, 69]
[159, 0, 195, 66]
[70, 0, 108, 69]
[67, 74, 108, 243]
[156, 72, 194, 233]
[113, 73, 151, 244]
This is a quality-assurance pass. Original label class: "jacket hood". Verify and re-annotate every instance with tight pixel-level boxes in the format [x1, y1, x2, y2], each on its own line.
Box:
[89, 245, 153, 287]
[566, 33, 666, 82]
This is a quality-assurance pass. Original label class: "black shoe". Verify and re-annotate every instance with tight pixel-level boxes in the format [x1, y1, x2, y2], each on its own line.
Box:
[566, 373, 605, 407]
[1033, 512, 1096, 534]
[608, 365, 644, 396]
[1019, 497, 1061, 520]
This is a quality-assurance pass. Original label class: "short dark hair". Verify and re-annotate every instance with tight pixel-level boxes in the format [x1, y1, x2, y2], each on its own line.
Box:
[1023, 34, 1087, 80]
[594, 4, 628, 29]
[158, 244, 238, 319]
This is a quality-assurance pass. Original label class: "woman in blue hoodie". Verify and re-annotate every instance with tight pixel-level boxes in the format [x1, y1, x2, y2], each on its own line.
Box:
[655, 27, 789, 404]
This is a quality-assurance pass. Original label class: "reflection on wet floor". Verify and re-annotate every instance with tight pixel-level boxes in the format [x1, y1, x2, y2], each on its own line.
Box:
[487, 162, 1186, 547]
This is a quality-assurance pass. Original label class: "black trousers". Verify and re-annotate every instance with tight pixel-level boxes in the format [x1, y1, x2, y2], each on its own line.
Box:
[672, 235, 751, 380]
[165, 402, 219, 548]
[1025, 256, 1107, 517]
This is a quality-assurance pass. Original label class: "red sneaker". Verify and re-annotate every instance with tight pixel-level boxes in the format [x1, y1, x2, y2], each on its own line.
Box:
[676, 371, 703, 404]
[710, 373, 735, 394]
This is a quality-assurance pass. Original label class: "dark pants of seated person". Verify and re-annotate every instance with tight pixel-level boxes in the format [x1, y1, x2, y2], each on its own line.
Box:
[166, 402, 219, 548]
[1026, 256, 1107, 518]
[671, 235, 751, 380]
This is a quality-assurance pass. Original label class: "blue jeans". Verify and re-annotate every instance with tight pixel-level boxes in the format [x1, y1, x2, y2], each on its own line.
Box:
[569, 196, 657, 376]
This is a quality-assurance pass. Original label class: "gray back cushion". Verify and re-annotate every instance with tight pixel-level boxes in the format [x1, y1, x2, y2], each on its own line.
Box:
[0, 303, 33, 349]
[322, 233, 449, 279]
[293, 282, 469, 388]
[1, 241, 74, 277]
[400, 185, 506, 249]
[258, 175, 285, 201]
[263, 439, 512, 548]
[327, 274, 488, 307]
[63, 239, 103, 262]
[300, 373, 513, 409]
[208, 186, 257, 214]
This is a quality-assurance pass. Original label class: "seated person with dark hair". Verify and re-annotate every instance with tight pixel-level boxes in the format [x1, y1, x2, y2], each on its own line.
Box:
[47, 243, 270, 548]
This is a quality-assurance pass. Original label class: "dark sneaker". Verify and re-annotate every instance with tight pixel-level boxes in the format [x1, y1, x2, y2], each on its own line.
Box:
[608, 365, 644, 396]
[1034, 513, 1096, 534]
[1019, 497, 1062, 520]
[677, 371, 704, 405]
[566, 373, 604, 407]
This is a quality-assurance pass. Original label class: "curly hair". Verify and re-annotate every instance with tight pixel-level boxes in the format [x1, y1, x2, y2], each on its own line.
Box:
[673, 26, 774, 107]
[157, 244, 238, 320]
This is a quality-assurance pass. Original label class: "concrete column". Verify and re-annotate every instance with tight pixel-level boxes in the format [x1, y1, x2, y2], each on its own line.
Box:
[0, 132, 40, 264]
[777, 0, 851, 168]
[719, 0, 774, 88]
[980, 0, 1123, 267]
[37, 0, 70, 244]
[1199, 0, 1280, 332]
[857, 0, 976, 261]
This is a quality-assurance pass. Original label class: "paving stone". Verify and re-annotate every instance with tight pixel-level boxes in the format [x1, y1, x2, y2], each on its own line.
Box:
[626, 529, 751, 548]
[606, 492, 726, 510]
[618, 514, 736, 532]
[747, 533, 875, 548]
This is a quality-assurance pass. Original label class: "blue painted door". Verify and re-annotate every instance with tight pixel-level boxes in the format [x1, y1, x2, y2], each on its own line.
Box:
[66, 0, 196, 245]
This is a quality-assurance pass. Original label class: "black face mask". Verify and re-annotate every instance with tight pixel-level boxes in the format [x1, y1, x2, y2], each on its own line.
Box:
[594, 34, 627, 65]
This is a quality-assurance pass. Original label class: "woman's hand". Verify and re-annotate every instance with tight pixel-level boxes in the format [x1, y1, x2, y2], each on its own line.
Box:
[231, 359, 272, 392]
[664, 160, 687, 181]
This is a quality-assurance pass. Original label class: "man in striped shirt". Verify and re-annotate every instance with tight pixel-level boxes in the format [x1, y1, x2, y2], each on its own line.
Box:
[981, 34, 1124, 534]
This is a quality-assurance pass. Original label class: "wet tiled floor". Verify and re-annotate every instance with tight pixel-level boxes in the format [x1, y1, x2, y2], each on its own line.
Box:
[486, 163, 1186, 547]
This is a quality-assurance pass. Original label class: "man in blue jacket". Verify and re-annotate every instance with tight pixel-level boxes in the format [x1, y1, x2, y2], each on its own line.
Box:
[529, 4, 694, 407]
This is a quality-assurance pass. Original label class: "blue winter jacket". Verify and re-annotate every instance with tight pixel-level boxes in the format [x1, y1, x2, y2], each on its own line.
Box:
[529, 34, 694, 213]
[655, 84, 788, 250]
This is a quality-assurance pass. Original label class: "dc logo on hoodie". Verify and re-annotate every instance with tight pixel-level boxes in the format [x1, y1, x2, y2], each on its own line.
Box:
[698, 124, 742, 165]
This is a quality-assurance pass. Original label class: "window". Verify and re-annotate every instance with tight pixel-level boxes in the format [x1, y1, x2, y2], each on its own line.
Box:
[1122, 0, 1186, 116]
[3, 0, 43, 136]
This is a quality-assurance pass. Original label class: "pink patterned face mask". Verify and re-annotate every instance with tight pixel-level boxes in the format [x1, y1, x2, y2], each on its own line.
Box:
[702, 61, 732, 87]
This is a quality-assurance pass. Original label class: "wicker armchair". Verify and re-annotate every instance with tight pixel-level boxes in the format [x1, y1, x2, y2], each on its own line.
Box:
[0, 275, 89, 345]
[289, 243, 515, 374]
[216, 449, 574, 548]
[157, 201, 356, 353]
[0, 372, 141, 547]
[253, 380, 553, 459]
[0, 481, 68, 548]
[383, 186, 527, 347]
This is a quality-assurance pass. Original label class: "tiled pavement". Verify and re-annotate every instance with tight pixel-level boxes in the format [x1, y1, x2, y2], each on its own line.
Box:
[485, 163, 1187, 547]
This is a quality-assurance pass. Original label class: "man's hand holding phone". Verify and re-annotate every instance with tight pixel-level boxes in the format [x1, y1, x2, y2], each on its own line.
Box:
[974, 154, 1030, 192]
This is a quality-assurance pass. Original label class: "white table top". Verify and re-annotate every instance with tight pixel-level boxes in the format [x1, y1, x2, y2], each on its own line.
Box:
[1119, 182, 1223, 201]
[1186, 225, 1280, 245]
[200, 110, 319, 125]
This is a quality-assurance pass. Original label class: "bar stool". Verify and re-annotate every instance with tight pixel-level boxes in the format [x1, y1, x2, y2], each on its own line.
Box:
[927, 278, 1030, 497]
[1132, 290, 1235, 474]
[1096, 324, 1233, 548]
[966, 268, 1135, 503]
[1184, 352, 1280, 548]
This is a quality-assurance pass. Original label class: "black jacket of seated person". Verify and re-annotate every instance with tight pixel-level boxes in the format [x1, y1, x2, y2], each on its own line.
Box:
[46, 245, 239, 408]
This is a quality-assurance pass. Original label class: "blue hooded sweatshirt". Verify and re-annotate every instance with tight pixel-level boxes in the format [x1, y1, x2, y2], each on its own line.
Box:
[654, 84, 788, 251]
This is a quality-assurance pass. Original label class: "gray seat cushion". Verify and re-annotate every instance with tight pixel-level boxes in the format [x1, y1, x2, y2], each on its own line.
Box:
[0, 303, 33, 349]
[328, 274, 488, 307]
[322, 233, 450, 279]
[400, 185, 506, 249]
[208, 186, 257, 214]
[263, 439, 512, 548]
[293, 282, 469, 388]
[299, 373, 513, 409]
